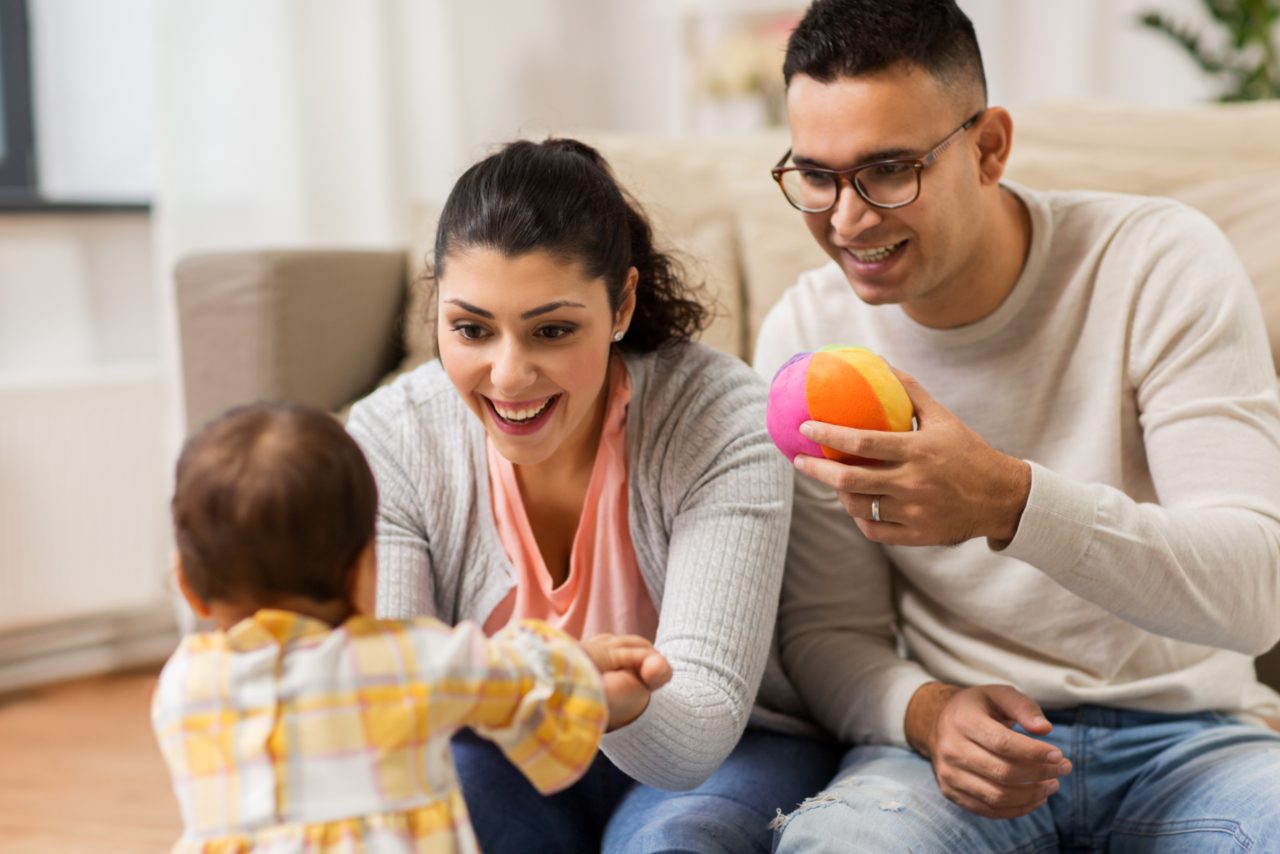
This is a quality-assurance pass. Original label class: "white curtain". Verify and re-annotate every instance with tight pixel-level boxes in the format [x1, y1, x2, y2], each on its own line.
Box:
[960, 0, 1218, 107]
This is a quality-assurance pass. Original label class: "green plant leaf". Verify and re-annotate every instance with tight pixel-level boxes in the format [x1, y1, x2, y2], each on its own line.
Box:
[1138, 0, 1280, 101]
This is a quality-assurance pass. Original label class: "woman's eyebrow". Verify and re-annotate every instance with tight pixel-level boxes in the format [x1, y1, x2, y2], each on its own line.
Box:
[444, 299, 493, 318]
[443, 299, 587, 320]
[521, 301, 586, 319]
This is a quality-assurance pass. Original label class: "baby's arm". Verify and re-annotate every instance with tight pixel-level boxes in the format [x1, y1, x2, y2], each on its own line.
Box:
[463, 620, 609, 795]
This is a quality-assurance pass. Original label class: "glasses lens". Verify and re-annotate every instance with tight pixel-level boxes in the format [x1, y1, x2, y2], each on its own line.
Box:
[779, 169, 837, 212]
[855, 162, 918, 207]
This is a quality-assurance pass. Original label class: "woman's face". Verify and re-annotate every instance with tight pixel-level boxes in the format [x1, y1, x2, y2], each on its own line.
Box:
[437, 248, 635, 468]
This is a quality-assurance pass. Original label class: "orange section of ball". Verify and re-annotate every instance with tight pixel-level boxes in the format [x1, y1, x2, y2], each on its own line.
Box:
[805, 349, 889, 464]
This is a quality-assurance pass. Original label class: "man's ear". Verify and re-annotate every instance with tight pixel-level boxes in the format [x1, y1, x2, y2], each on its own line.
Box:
[174, 551, 212, 619]
[347, 541, 378, 615]
[974, 107, 1014, 186]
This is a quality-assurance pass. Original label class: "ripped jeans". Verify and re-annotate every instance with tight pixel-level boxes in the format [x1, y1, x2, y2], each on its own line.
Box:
[772, 707, 1280, 853]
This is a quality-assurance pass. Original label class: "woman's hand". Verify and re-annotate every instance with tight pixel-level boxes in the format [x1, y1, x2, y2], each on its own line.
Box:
[580, 633, 672, 731]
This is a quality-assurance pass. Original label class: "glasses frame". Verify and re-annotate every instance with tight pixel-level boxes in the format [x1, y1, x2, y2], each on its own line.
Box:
[771, 108, 987, 213]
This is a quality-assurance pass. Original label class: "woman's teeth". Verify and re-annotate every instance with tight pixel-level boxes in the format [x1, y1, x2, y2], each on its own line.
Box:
[849, 240, 905, 262]
[493, 397, 554, 422]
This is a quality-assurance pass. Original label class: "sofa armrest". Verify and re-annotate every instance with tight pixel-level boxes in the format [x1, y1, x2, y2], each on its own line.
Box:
[175, 249, 407, 432]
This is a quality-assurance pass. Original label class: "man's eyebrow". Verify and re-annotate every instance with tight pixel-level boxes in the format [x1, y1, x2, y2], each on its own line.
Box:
[792, 147, 918, 169]
[443, 299, 587, 320]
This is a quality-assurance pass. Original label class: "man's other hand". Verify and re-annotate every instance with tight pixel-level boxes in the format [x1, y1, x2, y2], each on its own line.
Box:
[905, 682, 1071, 819]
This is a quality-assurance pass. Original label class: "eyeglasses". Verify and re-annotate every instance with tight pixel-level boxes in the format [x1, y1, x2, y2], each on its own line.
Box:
[771, 109, 986, 213]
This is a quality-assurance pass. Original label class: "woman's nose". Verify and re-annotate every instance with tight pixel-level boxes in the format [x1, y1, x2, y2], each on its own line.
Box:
[489, 339, 537, 394]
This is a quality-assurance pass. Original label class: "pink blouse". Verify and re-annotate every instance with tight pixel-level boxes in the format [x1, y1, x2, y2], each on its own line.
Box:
[483, 358, 659, 641]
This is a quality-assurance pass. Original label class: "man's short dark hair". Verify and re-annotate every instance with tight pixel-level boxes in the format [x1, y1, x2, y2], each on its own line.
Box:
[784, 0, 987, 99]
[172, 401, 378, 604]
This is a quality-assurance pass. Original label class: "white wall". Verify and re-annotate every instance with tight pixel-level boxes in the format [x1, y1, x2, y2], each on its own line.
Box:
[29, 0, 157, 200]
[0, 214, 156, 373]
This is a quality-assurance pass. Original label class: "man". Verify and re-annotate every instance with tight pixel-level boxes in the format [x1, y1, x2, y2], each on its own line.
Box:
[755, 1, 1280, 849]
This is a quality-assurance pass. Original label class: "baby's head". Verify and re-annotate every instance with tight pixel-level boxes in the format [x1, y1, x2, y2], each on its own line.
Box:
[171, 401, 378, 624]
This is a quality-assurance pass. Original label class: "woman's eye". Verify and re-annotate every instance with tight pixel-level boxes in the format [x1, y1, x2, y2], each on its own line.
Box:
[537, 324, 576, 341]
[452, 323, 489, 341]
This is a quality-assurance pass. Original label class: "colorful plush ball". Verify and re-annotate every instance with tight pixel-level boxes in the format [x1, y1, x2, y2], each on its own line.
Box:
[766, 346, 914, 464]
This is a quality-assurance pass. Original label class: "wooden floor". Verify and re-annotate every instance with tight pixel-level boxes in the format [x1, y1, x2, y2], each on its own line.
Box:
[0, 666, 181, 853]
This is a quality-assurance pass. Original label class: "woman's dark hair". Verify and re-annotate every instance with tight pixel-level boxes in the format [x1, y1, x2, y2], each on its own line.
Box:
[172, 401, 378, 604]
[783, 0, 987, 99]
[431, 137, 709, 353]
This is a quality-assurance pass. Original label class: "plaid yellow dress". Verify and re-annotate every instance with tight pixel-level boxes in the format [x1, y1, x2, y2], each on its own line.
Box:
[152, 610, 606, 853]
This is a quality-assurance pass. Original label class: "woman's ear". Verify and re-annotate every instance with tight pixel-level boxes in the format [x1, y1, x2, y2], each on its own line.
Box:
[615, 267, 639, 334]
[174, 551, 212, 619]
[347, 541, 378, 615]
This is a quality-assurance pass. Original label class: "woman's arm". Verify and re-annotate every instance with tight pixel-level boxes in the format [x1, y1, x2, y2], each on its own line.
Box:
[346, 391, 439, 619]
[601, 352, 793, 789]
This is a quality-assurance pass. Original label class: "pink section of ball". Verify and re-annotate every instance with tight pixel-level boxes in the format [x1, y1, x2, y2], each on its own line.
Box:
[766, 353, 827, 462]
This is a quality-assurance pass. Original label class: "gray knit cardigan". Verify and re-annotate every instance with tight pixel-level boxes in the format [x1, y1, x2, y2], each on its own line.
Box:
[346, 341, 813, 790]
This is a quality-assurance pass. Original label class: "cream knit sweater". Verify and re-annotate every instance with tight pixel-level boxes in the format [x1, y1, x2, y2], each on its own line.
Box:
[754, 184, 1280, 747]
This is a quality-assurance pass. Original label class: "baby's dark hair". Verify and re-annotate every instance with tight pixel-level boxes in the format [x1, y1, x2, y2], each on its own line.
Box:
[172, 401, 377, 604]
[784, 0, 987, 99]
[432, 137, 709, 353]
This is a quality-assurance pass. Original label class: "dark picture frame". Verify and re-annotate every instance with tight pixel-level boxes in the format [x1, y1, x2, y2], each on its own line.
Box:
[0, 0, 37, 195]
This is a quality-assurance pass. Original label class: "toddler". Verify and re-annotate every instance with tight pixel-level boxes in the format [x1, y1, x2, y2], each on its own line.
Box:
[152, 401, 670, 853]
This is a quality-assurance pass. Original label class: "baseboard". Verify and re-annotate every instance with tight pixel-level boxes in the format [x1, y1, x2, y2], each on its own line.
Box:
[0, 604, 180, 694]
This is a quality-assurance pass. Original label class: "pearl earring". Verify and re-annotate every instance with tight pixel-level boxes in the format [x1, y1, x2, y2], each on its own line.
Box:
[612, 330, 624, 342]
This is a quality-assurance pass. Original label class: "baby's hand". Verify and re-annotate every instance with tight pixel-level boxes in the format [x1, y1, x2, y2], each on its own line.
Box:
[580, 633, 671, 731]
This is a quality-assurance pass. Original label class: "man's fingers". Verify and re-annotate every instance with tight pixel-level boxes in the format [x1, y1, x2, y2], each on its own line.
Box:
[949, 740, 1072, 785]
[941, 766, 1059, 812]
[889, 368, 944, 423]
[966, 714, 1062, 766]
[794, 453, 900, 496]
[945, 786, 1051, 821]
[799, 422, 909, 464]
[984, 685, 1054, 735]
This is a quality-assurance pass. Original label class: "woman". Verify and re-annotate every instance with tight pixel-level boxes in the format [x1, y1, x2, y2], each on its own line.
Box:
[346, 138, 835, 853]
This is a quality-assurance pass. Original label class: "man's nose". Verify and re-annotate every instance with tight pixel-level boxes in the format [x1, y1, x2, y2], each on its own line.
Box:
[829, 178, 883, 238]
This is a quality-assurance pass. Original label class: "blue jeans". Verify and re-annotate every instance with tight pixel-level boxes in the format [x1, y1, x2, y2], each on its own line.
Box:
[453, 727, 839, 853]
[773, 706, 1280, 853]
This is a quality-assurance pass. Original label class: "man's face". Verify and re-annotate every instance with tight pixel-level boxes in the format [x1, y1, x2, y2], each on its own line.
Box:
[785, 64, 987, 326]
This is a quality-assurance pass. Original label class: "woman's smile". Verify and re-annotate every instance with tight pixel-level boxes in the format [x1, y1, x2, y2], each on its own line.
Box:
[483, 393, 562, 435]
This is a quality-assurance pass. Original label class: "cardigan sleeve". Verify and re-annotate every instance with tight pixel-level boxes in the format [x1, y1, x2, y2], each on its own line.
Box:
[346, 388, 440, 621]
[599, 349, 795, 789]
